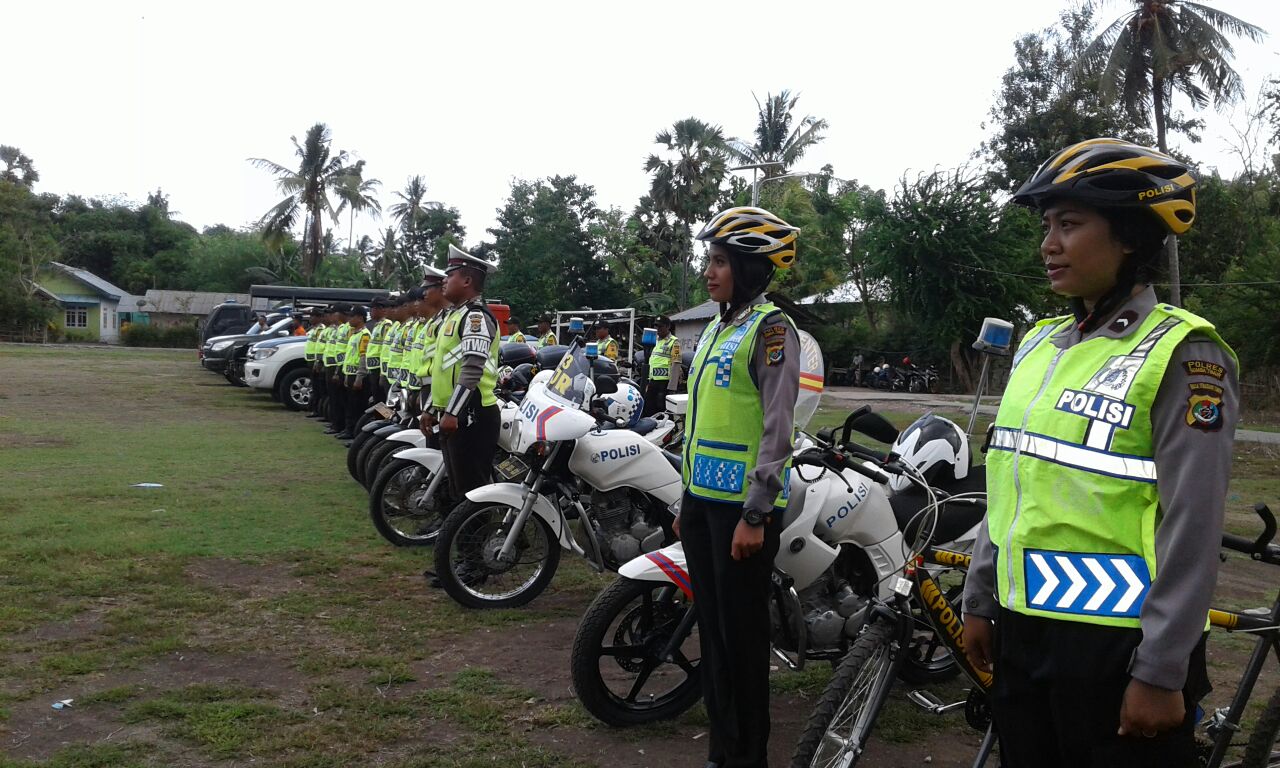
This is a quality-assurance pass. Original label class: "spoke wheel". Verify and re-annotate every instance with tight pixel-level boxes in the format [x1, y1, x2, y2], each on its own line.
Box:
[432, 499, 560, 609]
[369, 458, 453, 546]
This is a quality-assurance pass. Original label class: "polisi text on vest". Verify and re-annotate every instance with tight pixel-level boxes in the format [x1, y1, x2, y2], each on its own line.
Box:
[1054, 389, 1135, 428]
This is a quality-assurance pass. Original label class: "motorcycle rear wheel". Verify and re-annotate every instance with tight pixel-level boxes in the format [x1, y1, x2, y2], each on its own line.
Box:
[363, 438, 407, 490]
[571, 577, 702, 726]
[368, 458, 453, 546]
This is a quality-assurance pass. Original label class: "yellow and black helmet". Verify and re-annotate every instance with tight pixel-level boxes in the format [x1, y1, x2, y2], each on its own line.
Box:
[695, 206, 800, 269]
[1011, 138, 1197, 235]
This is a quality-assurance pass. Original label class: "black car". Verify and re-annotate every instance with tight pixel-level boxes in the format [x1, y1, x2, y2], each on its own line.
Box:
[200, 315, 295, 375]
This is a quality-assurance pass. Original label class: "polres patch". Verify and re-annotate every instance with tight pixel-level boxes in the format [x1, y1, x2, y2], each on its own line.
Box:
[1186, 382, 1225, 432]
[765, 339, 785, 366]
[1184, 360, 1226, 380]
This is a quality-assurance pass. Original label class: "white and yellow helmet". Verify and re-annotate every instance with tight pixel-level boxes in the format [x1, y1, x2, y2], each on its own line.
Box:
[695, 206, 800, 269]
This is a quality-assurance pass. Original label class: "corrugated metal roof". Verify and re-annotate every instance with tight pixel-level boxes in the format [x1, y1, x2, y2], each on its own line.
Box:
[52, 294, 104, 305]
[48, 262, 126, 300]
[670, 300, 719, 322]
[142, 290, 267, 315]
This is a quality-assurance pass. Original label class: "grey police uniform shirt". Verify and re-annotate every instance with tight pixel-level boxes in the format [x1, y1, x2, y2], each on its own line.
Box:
[444, 301, 498, 417]
[962, 285, 1239, 691]
[704, 295, 801, 516]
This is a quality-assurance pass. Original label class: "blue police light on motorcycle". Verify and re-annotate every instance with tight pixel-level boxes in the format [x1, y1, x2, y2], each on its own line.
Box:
[585, 342, 599, 359]
[973, 317, 1014, 356]
[641, 327, 657, 346]
[569, 317, 585, 334]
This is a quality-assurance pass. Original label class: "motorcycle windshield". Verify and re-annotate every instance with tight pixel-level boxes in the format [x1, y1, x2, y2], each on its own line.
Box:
[542, 340, 596, 409]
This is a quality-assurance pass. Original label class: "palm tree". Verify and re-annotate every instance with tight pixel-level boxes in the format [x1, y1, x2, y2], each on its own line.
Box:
[388, 175, 442, 264]
[645, 118, 729, 307]
[335, 160, 382, 255]
[0, 145, 39, 188]
[1078, 0, 1265, 304]
[727, 91, 829, 177]
[369, 226, 399, 284]
[249, 123, 366, 280]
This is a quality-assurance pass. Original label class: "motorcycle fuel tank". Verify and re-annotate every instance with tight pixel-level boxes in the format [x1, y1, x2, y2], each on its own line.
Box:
[569, 429, 682, 505]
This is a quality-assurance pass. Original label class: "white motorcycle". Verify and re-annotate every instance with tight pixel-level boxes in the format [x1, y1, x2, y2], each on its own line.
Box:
[430, 343, 684, 608]
[568, 407, 986, 726]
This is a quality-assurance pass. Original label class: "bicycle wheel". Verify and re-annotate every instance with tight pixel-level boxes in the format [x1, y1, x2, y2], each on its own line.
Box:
[791, 618, 902, 768]
[1243, 686, 1280, 767]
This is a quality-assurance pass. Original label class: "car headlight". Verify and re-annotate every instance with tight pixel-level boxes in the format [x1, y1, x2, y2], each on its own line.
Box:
[211, 340, 233, 351]
[253, 347, 278, 360]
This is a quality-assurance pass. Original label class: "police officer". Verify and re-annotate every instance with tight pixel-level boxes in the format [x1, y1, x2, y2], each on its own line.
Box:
[431, 244, 501, 499]
[674, 207, 801, 768]
[413, 266, 450, 449]
[364, 298, 393, 406]
[386, 289, 423, 396]
[338, 305, 372, 440]
[593, 321, 619, 361]
[643, 315, 681, 417]
[507, 319, 527, 344]
[323, 304, 352, 436]
[379, 295, 406, 395]
[961, 139, 1239, 768]
[536, 316, 557, 348]
[304, 307, 330, 419]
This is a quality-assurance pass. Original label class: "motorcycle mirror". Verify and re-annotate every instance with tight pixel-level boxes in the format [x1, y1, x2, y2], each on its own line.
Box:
[849, 411, 900, 445]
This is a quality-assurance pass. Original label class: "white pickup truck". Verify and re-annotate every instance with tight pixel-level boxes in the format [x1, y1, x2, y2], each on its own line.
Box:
[243, 335, 312, 410]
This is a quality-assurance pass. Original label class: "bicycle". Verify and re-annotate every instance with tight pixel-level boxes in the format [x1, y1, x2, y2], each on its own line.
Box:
[790, 461, 1280, 768]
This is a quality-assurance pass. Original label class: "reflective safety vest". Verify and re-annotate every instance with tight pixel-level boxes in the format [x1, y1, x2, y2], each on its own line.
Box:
[341, 326, 372, 376]
[509, 331, 526, 343]
[304, 324, 326, 362]
[682, 302, 793, 509]
[404, 321, 432, 392]
[539, 331, 557, 348]
[329, 323, 351, 367]
[377, 320, 401, 376]
[365, 319, 389, 371]
[431, 304, 499, 409]
[412, 312, 446, 389]
[387, 320, 415, 384]
[987, 304, 1235, 628]
[649, 335, 679, 381]
[598, 336, 619, 361]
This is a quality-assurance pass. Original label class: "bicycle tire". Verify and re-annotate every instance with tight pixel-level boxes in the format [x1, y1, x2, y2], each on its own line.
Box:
[1243, 685, 1280, 767]
[790, 618, 901, 768]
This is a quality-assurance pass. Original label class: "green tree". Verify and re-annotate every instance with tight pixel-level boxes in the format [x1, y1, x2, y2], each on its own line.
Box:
[726, 90, 828, 178]
[981, 6, 1156, 193]
[486, 176, 628, 322]
[0, 145, 39, 189]
[864, 168, 1045, 389]
[249, 123, 366, 280]
[645, 118, 728, 308]
[0, 180, 58, 334]
[1078, 0, 1266, 304]
[336, 160, 382, 254]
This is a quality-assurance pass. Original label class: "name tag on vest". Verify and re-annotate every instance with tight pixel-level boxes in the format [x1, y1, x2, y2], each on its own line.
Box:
[1053, 389, 1134, 429]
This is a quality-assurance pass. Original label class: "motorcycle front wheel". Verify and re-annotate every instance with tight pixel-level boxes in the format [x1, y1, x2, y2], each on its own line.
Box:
[432, 498, 560, 609]
[368, 458, 454, 546]
[571, 577, 702, 726]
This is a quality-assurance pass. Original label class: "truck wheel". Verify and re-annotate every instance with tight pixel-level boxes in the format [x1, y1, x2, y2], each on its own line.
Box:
[279, 368, 313, 411]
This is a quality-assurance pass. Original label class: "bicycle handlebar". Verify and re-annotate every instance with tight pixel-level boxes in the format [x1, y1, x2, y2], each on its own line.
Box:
[1221, 503, 1280, 565]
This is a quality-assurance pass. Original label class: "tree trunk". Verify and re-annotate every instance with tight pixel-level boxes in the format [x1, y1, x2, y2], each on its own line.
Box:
[308, 206, 323, 282]
[1152, 76, 1181, 306]
[950, 340, 975, 393]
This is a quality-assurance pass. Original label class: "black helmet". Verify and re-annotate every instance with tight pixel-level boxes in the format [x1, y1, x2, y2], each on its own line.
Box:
[1011, 138, 1196, 235]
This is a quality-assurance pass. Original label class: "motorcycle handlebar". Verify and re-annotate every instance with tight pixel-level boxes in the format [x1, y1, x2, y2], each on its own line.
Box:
[793, 447, 890, 486]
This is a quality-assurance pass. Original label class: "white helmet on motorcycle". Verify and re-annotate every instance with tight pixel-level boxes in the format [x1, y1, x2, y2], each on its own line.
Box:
[888, 413, 970, 493]
[604, 379, 644, 428]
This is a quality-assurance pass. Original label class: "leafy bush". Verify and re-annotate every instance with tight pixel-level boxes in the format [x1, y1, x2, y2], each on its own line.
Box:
[121, 323, 198, 348]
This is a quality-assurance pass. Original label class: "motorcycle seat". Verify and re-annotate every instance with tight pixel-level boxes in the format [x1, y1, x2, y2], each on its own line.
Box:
[631, 417, 658, 435]
[662, 450, 681, 473]
[889, 472, 987, 546]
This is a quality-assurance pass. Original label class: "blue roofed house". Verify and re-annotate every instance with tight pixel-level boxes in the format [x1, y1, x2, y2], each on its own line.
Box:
[33, 262, 140, 343]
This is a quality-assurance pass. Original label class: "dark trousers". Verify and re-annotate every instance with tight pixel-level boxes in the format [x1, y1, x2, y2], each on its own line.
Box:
[345, 378, 368, 433]
[643, 379, 670, 417]
[991, 607, 1208, 768]
[680, 492, 781, 768]
[441, 402, 500, 499]
[310, 365, 326, 416]
[328, 372, 346, 428]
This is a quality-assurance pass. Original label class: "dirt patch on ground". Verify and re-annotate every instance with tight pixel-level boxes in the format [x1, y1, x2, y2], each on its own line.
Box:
[0, 434, 73, 450]
[184, 557, 302, 599]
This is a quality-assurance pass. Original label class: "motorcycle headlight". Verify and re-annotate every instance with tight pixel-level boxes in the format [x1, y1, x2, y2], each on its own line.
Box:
[211, 340, 233, 351]
[254, 347, 278, 360]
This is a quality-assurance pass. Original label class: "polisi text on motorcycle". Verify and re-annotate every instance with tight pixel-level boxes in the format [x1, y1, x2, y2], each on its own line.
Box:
[594, 445, 642, 463]
[825, 481, 871, 528]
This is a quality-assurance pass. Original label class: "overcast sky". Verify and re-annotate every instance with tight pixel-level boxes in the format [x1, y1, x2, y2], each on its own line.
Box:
[4, 0, 1278, 249]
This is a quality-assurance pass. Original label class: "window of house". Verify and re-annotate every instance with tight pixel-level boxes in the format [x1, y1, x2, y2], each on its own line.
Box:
[66, 307, 88, 328]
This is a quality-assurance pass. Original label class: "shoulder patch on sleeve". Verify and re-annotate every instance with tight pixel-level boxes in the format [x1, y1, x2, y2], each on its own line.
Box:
[764, 337, 786, 366]
[762, 324, 787, 339]
[1184, 360, 1226, 380]
[1186, 382, 1225, 432]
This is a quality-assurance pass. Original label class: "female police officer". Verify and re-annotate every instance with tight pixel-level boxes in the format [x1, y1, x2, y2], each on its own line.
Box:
[962, 139, 1239, 767]
[673, 206, 800, 768]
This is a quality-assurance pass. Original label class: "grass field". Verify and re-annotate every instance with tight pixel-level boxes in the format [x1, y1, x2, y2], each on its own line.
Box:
[0, 344, 1277, 767]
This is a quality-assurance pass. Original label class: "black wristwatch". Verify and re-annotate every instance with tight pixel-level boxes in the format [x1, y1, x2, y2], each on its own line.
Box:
[742, 508, 769, 527]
